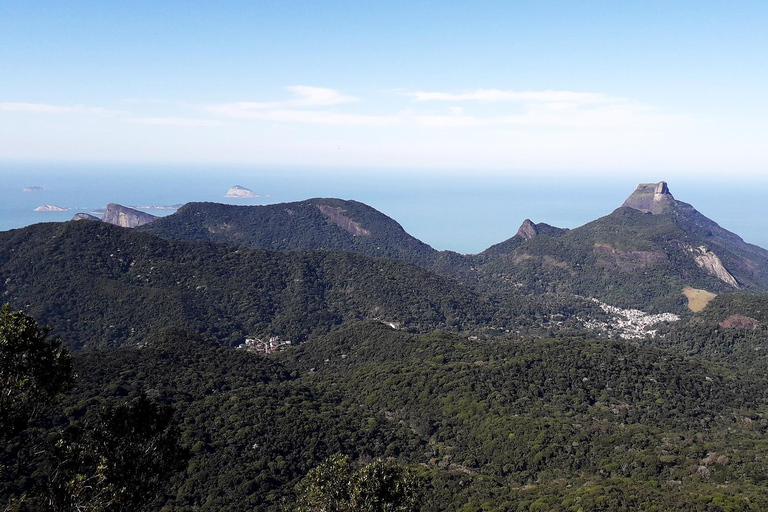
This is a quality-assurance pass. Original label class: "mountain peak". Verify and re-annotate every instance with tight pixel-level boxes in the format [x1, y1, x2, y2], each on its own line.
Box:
[622, 181, 675, 214]
[102, 203, 157, 228]
[516, 219, 539, 239]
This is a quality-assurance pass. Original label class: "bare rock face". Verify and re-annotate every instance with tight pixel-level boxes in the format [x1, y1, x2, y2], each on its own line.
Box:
[316, 204, 371, 236]
[621, 181, 675, 214]
[516, 219, 539, 240]
[71, 213, 100, 221]
[102, 203, 157, 228]
[684, 244, 740, 288]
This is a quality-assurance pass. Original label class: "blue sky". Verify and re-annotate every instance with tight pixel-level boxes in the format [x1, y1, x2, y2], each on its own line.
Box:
[2, 1, 767, 175]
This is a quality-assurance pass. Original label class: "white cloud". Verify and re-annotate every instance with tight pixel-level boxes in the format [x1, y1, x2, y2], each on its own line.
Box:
[411, 114, 494, 128]
[408, 89, 619, 104]
[0, 102, 122, 115]
[206, 107, 395, 126]
[396, 89, 673, 130]
[284, 85, 358, 107]
[207, 86, 388, 126]
[125, 117, 223, 127]
[206, 86, 667, 129]
[210, 86, 358, 115]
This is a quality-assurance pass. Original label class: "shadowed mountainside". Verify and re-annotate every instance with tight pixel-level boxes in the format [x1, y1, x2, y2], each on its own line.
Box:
[140, 198, 441, 268]
[0, 220, 539, 349]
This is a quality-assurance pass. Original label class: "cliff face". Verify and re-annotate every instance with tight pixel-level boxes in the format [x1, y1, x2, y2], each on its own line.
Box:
[101, 203, 157, 228]
[686, 245, 740, 288]
[620, 181, 768, 289]
[516, 219, 539, 240]
[621, 181, 675, 214]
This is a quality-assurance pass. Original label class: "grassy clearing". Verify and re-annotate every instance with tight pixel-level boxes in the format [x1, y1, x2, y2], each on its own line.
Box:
[683, 286, 717, 312]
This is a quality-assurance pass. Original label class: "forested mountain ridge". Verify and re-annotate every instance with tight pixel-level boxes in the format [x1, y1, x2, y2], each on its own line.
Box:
[0, 220, 512, 349]
[468, 182, 768, 313]
[140, 198, 442, 268]
[136, 183, 768, 315]
[2, 181, 765, 353]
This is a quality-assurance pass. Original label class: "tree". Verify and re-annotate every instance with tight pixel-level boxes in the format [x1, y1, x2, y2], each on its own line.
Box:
[295, 454, 420, 512]
[0, 303, 73, 442]
[47, 394, 190, 511]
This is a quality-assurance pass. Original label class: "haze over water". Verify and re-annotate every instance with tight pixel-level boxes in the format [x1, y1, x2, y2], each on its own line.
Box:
[2, 163, 765, 255]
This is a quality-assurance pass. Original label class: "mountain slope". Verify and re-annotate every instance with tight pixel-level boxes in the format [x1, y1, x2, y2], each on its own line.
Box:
[138, 183, 768, 315]
[140, 198, 440, 267]
[470, 182, 768, 313]
[0, 221, 495, 349]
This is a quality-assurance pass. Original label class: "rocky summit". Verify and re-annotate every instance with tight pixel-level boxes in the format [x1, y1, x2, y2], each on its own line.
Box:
[71, 213, 100, 221]
[621, 181, 675, 214]
[101, 203, 157, 228]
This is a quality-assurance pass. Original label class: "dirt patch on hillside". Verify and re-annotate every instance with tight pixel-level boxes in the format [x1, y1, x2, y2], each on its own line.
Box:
[719, 314, 758, 330]
[682, 286, 717, 312]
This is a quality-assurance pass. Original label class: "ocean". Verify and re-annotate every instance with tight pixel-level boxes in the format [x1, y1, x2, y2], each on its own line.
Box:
[1, 162, 766, 255]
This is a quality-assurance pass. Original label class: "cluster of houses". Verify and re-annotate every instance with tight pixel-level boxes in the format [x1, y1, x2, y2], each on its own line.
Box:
[584, 299, 680, 339]
[236, 336, 292, 355]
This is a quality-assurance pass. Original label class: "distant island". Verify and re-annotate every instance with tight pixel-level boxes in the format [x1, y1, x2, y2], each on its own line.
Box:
[33, 204, 69, 212]
[225, 185, 259, 198]
[23, 186, 44, 192]
[129, 204, 183, 210]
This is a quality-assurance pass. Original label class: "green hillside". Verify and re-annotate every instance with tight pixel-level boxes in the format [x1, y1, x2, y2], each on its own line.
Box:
[0, 221, 496, 349]
[140, 198, 440, 268]
[473, 207, 732, 312]
[136, 184, 768, 316]
[470, 183, 768, 313]
[7, 323, 768, 510]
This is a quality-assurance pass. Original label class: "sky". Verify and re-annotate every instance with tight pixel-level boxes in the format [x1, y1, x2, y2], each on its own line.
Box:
[1, 1, 768, 176]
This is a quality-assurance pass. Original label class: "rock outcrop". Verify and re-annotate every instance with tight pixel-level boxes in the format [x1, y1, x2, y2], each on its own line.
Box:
[225, 185, 259, 198]
[317, 204, 371, 236]
[516, 219, 539, 239]
[685, 245, 740, 288]
[621, 181, 675, 214]
[101, 203, 157, 228]
[71, 213, 100, 221]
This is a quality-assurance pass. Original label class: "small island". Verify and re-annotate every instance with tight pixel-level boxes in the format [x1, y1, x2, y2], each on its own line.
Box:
[34, 204, 69, 212]
[129, 204, 183, 210]
[225, 185, 259, 198]
[23, 186, 44, 192]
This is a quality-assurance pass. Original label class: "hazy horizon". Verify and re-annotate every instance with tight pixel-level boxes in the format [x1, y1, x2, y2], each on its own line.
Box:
[2, 163, 767, 254]
[2, 2, 767, 176]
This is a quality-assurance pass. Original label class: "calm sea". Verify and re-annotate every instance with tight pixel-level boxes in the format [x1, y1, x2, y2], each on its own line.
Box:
[1, 162, 766, 255]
